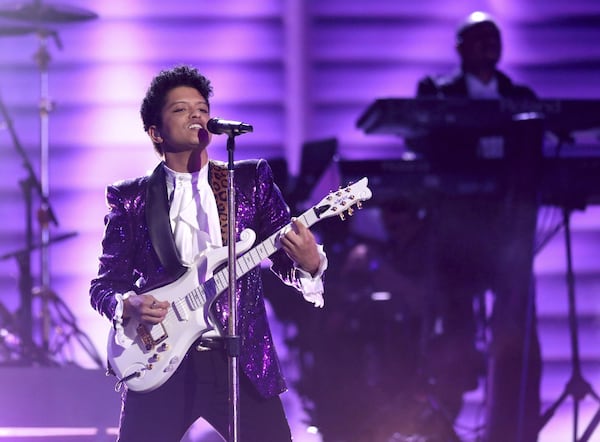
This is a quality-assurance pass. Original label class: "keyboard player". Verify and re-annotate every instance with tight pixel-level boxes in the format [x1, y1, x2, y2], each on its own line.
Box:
[411, 11, 543, 442]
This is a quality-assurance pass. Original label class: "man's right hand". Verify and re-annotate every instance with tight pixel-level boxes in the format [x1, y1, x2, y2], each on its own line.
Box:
[124, 295, 169, 324]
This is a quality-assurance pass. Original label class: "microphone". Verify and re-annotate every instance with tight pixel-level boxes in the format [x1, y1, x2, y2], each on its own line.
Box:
[207, 117, 253, 136]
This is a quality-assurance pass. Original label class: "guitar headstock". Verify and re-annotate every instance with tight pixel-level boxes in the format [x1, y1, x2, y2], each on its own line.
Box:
[313, 177, 373, 220]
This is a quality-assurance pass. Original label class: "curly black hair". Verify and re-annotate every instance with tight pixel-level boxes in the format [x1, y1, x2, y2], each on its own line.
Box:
[140, 65, 213, 145]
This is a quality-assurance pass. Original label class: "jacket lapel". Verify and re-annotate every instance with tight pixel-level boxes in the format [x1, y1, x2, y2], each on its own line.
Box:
[146, 163, 186, 277]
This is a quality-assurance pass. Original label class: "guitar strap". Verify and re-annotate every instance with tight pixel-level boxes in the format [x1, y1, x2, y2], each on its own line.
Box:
[208, 160, 230, 245]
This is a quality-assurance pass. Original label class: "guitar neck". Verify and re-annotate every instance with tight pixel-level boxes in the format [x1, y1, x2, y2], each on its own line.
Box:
[211, 206, 321, 296]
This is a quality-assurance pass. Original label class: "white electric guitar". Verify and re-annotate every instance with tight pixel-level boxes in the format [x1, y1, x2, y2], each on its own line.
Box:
[107, 178, 372, 392]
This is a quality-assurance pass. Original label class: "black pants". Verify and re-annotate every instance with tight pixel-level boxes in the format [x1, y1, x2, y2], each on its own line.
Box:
[117, 349, 292, 442]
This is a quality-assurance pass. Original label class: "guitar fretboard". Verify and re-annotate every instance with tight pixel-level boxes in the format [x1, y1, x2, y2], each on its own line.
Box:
[212, 208, 320, 296]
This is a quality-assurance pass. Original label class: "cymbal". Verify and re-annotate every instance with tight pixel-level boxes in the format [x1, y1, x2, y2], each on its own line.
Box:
[0, 1, 98, 23]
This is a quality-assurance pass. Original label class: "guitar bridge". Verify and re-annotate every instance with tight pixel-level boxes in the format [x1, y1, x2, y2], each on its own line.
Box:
[136, 323, 168, 351]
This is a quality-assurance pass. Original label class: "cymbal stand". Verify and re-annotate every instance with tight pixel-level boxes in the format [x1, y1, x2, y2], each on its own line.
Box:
[32, 29, 103, 367]
[33, 29, 61, 354]
[537, 205, 600, 442]
[0, 88, 55, 365]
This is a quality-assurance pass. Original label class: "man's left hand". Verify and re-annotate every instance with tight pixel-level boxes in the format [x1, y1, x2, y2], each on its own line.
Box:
[280, 218, 320, 276]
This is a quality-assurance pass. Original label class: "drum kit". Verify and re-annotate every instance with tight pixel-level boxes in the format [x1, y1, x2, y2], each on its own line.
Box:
[0, 1, 100, 366]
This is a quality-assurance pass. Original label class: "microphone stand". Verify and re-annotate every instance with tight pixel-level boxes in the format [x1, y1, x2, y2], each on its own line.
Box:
[225, 133, 241, 442]
[537, 204, 600, 442]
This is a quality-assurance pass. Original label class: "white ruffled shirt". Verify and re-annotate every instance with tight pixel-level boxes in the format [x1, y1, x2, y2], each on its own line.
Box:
[164, 164, 222, 265]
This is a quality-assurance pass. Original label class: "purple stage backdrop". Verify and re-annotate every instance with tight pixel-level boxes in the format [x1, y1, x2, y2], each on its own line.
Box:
[0, 0, 599, 441]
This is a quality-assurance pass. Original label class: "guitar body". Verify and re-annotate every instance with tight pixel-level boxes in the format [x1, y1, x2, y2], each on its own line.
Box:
[107, 229, 256, 392]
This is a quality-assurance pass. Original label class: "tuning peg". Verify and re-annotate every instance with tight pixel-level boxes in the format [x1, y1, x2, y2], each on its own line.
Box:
[357, 201, 363, 209]
[347, 207, 354, 216]
[339, 212, 346, 221]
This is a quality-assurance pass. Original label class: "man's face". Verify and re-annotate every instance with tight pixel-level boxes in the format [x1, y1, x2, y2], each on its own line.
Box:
[458, 22, 502, 71]
[151, 85, 212, 154]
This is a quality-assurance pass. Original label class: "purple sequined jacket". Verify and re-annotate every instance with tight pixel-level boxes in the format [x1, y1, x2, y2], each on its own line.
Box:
[90, 159, 303, 398]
